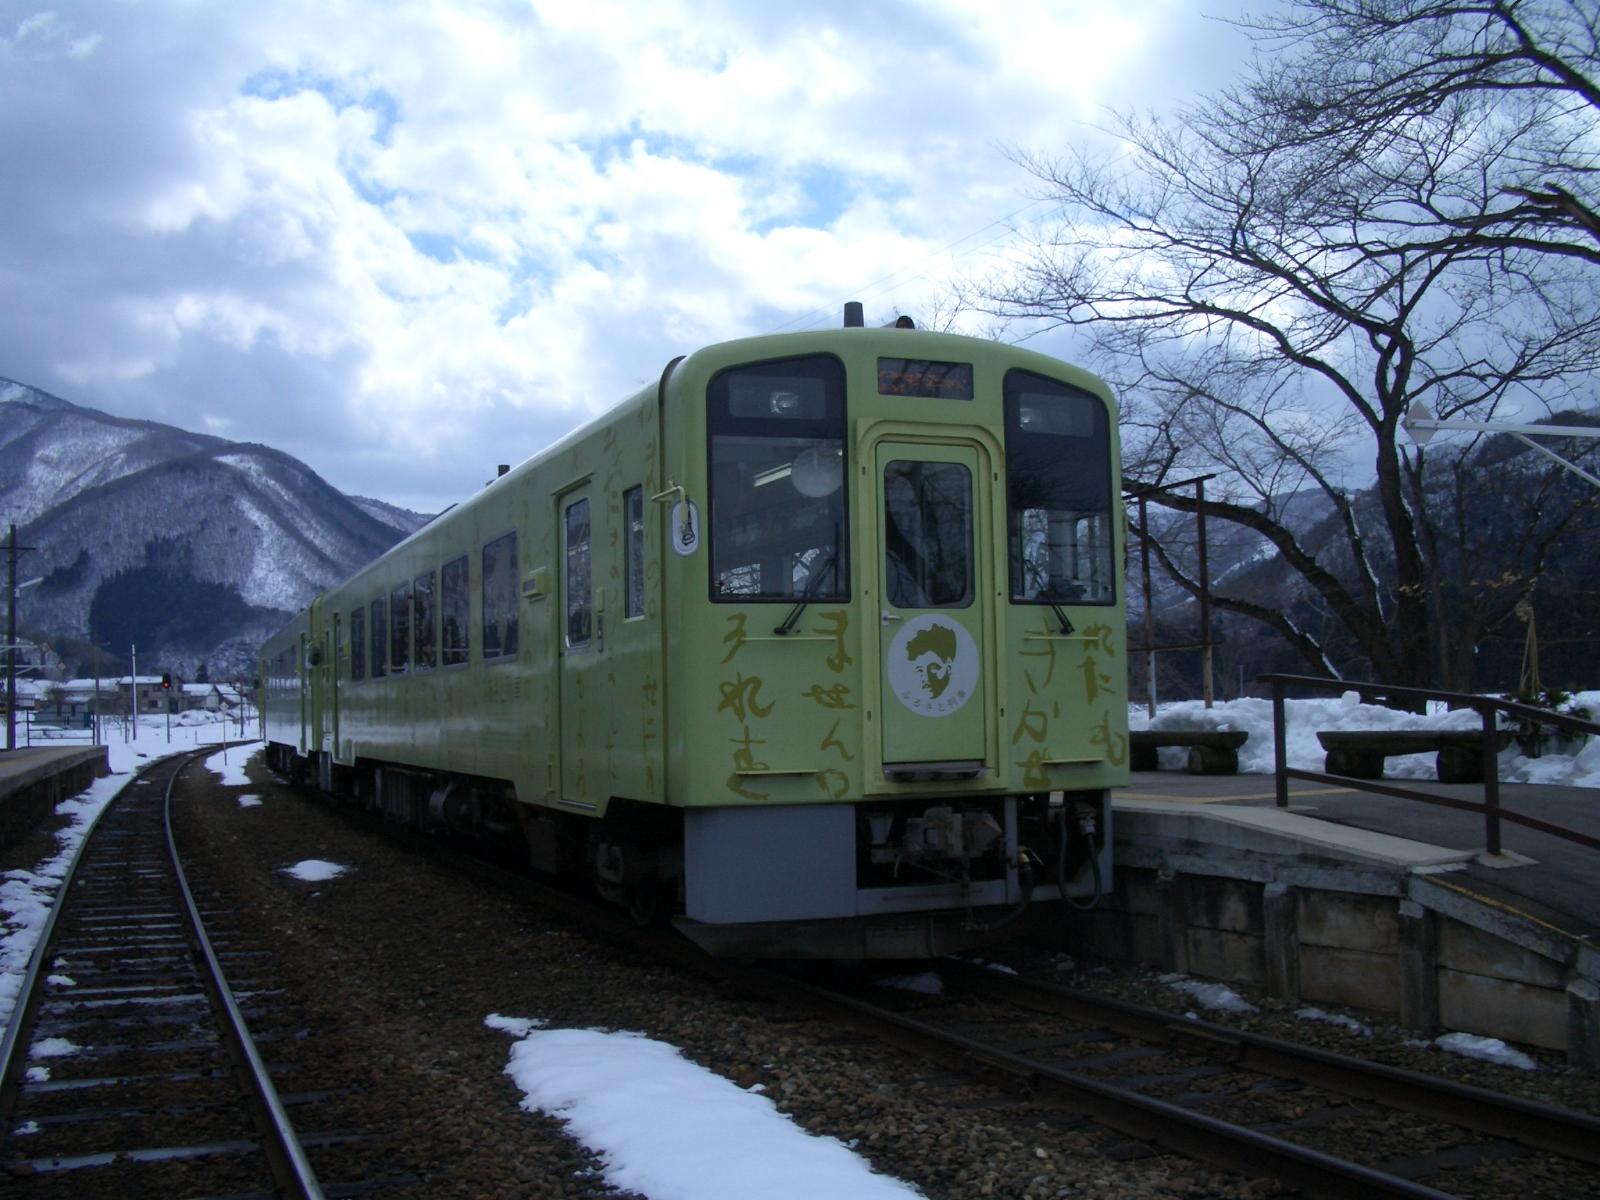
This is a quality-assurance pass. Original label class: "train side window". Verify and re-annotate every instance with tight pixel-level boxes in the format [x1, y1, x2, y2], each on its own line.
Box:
[482, 531, 519, 661]
[565, 497, 592, 647]
[370, 596, 387, 678]
[350, 606, 365, 681]
[441, 555, 469, 667]
[390, 584, 410, 673]
[624, 486, 644, 619]
[414, 570, 437, 670]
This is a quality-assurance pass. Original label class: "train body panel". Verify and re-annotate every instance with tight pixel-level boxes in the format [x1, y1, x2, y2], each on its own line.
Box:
[261, 326, 1127, 955]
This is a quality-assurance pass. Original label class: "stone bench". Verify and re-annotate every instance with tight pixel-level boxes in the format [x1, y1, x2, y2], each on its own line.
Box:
[1130, 730, 1249, 775]
[1316, 729, 1512, 784]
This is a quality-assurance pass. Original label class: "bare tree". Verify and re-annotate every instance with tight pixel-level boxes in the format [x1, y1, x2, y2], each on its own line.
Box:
[973, 0, 1600, 689]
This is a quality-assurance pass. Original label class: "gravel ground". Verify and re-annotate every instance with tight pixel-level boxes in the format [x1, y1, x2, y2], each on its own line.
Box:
[168, 756, 1274, 1200]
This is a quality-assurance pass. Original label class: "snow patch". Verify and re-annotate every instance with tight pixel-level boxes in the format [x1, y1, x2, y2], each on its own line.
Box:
[497, 1024, 920, 1199]
[1295, 1007, 1372, 1037]
[30, 1037, 79, 1058]
[874, 972, 944, 996]
[204, 745, 260, 787]
[44, 974, 74, 988]
[485, 1014, 549, 1037]
[1160, 974, 1259, 1014]
[282, 860, 349, 883]
[23, 1067, 47, 1083]
[237, 795, 263, 807]
[1435, 1032, 1538, 1070]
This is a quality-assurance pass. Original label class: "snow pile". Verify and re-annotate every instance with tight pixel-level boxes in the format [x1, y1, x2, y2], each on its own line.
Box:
[1295, 1007, 1372, 1037]
[204, 744, 261, 787]
[1129, 694, 1600, 785]
[1160, 973, 1259, 1014]
[489, 1020, 919, 1200]
[0, 770, 136, 1040]
[1435, 1032, 1538, 1070]
[29, 1037, 79, 1058]
[874, 972, 944, 996]
[485, 1014, 548, 1037]
[282, 860, 349, 883]
[237, 795, 263, 808]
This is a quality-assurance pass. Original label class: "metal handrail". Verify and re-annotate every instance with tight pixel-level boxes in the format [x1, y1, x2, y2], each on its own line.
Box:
[1257, 674, 1600, 857]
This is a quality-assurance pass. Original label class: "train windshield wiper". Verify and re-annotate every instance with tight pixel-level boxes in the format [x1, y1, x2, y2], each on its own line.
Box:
[1049, 603, 1075, 636]
[775, 551, 838, 636]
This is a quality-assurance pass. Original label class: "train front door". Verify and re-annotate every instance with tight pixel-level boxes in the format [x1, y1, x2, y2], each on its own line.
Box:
[558, 487, 601, 807]
[874, 441, 992, 771]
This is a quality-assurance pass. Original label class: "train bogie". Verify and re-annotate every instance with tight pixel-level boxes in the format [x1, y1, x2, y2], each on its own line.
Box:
[261, 320, 1127, 956]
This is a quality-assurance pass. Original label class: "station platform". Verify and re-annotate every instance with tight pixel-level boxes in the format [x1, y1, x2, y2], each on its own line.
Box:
[1115, 771, 1600, 946]
[0, 744, 109, 851]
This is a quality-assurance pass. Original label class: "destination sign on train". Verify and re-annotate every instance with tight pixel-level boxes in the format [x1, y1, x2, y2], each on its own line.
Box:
[876, 358, 974, 399]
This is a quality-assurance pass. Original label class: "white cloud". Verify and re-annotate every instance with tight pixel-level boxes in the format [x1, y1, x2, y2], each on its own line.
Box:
[0, 0, 1247, 511]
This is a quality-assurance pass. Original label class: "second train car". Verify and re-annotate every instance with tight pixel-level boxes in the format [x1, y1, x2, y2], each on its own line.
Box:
[260, 311, 1128, 957]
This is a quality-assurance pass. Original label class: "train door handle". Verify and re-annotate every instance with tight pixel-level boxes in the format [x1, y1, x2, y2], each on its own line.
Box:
[881, 610, 902, 626]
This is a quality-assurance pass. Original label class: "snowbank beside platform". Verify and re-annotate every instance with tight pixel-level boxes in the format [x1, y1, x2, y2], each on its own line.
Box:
[1131, 693, 1600, 788]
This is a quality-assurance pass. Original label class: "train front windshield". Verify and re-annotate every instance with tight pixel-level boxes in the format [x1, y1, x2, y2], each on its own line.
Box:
[1005, 370, 1115, 606]
[707, 356, 849, 602]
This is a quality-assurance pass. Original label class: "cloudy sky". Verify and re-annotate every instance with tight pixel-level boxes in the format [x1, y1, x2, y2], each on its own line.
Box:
[0, 1, 1254, 513]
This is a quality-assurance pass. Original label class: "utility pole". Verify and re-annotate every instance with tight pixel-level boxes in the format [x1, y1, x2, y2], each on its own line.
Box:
[1196, 477, 1213, 709]
[130, 643, 137, 742]
[91, 628, 100, 746]
[5, 525, 36, 752]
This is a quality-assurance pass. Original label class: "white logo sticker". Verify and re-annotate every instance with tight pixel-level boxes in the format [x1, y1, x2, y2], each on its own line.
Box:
[886, 614, 979, 717]
[669, 500, 700, 557]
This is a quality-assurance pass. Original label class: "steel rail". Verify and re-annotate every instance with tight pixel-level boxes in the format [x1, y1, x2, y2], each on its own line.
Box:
[938, 959, 1600, 1166]
[164, 750, 326, 1200]
[0, 753, 130, 1127]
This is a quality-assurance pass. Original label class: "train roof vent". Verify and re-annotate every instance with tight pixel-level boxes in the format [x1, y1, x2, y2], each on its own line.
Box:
[843, 301, 864, 328]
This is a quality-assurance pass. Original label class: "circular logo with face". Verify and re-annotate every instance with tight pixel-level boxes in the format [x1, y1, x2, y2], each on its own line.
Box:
[886, 614, 979, 717]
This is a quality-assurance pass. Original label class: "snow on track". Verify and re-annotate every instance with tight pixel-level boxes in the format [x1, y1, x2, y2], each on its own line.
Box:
[282, 860, 349, 883]
[490, 1020, 920, 1200]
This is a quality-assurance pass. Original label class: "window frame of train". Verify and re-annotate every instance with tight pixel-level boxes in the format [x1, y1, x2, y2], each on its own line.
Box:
[706, 354, 849, 604]
[440, 554, 470, 669]
[481, 529, 520, 663]
[414, 569, 437, 672]
[349, 607, 365, 682]
[369, 595, 388, 678]
[1003, 369, 1117, 609]
[564, 496, 593, 649]
[624, 485, 645, 620]
[389, 583, 411, 675]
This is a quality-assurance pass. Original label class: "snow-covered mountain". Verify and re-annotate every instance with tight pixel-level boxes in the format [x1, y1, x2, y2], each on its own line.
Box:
[0, 377, 431, 679]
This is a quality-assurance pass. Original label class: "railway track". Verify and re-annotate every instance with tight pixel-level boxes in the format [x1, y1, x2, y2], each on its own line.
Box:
[314, 798, 1600, 1200]
[0, 748, 326, 1198]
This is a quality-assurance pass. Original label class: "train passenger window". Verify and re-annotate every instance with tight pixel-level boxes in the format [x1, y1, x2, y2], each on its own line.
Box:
[707, 356, 848, 602]
[370, 597, 387, 677]
[390, 585, 410, 673]
[624, 486, 644, 619]
[350, 607, 365, 681]
[414, 571, 437, 670]
[482, 531, 519, 661]
[564, 498, 592, 647]
[1004, 370, 1115, 606]
[441, 555, 469, 666]
[884, 461, 974, 608]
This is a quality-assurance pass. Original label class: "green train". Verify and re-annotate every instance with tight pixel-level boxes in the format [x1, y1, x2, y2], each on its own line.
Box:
[260, 309, 1128, 957]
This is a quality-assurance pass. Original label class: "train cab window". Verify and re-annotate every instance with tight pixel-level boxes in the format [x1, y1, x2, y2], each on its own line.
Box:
[1004, 370, 1115, 607]
[482, 531, 519, 661]
[370, 597, 387, 678]
[414, 570, 437, 670]
[350, 607, 365, 681]
[884, 461, 974, 608]
[565, 498, 592, 647]
[624, 486, 644, 619]
[707, 356, 848, 602]
[441, 555, 469, 666]
[390, 585, 410, 673]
